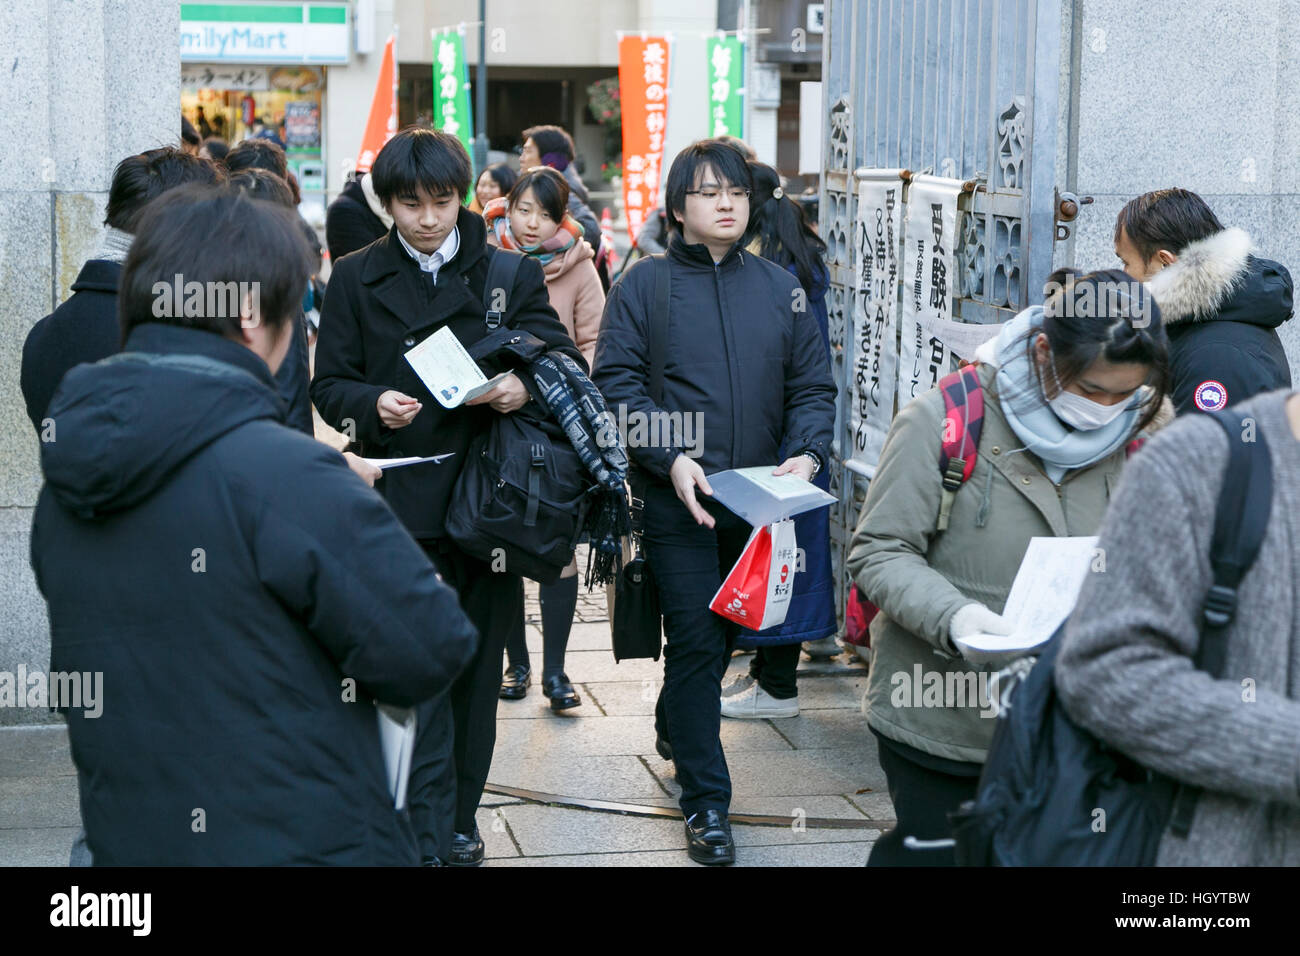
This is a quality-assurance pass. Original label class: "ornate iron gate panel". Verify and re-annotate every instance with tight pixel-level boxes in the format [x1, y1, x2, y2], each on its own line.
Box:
[820, 0, 1064, 625]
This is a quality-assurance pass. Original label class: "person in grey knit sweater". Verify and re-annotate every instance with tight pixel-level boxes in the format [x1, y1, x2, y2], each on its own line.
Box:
[1056, 388, 1300, 866]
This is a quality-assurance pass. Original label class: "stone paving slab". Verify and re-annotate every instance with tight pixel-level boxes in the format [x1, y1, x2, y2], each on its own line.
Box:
[761, 707, 875, 751]
[489, 840, 877, 867]
[0, 725, 77, 778]
[649, 748, 888, 800]
[484, 753, 669, 802]
[0, 827, 79, 867]
[0, 774, 81, 829]
[491, 713, 791, 759]
[637, 794, 872, 821]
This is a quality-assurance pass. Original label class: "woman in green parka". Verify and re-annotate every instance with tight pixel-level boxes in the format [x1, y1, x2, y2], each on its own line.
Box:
[848, 269, 1173, 866]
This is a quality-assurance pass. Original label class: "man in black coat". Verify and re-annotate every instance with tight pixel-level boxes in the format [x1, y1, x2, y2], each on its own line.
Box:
[325, 172, 390, 262]
[311, 128, 583, 866]
[1115, 188, 1294, 414]
[20, 147, 221, 432]
[593, 139, 836, 865]
[31, 184, 478, 865]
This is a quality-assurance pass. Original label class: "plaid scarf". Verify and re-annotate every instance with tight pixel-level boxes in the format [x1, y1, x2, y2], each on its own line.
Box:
[523, 351, 630, 587]
[483, 196, 584, 267]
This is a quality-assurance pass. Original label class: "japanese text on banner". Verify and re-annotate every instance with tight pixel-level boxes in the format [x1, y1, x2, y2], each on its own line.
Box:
[432, 30, 474, 168]
[706, 36, 743, 138]
[850, 172, 904, 477]
[619, 35, 671, 245]
[898, 175, 963, 404]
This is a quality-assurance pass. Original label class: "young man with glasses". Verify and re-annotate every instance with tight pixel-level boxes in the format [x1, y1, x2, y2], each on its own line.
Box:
[593, 139, 836, 865]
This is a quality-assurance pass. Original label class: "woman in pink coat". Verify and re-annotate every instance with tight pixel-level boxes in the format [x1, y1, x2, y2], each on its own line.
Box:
[485, 166, 604, 709]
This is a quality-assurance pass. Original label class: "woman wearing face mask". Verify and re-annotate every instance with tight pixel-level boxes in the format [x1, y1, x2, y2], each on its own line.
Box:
[483, 166, 603, 710]
[847, 268, 1172, 867]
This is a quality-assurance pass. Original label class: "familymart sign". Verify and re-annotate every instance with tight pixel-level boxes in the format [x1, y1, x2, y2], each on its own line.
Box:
[180, 3, 351, 64]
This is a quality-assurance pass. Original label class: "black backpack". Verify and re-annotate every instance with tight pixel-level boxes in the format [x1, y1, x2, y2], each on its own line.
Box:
[950, 408, 1273, 866]
[444, 248, 597, 584]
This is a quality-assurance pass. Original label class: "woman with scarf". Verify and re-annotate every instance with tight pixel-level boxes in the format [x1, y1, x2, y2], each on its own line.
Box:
[484, 166, 604, 710]
[847, 269, 1172, 866]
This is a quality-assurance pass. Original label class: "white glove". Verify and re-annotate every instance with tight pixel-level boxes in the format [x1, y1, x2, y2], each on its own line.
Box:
[949, 602, 1013, 653]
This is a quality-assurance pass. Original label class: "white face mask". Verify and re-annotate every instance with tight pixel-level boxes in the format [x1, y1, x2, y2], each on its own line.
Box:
[1044, 359, 1136, 431]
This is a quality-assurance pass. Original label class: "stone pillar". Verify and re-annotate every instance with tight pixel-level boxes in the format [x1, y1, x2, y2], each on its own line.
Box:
[0, 0, 178, 725]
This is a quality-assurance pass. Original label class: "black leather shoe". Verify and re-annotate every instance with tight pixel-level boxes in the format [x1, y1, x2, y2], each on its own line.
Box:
[685, 810, 735, 866]
[541, 673, 581, 711]
[447, 827, 485, 867]
[499, 663, 531, 700]
[421, 855, 445, 867]
[655, 734, 673, 762]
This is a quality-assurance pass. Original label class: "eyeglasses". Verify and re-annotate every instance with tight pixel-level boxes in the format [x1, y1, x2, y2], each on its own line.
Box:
[685, 187, 751, 202]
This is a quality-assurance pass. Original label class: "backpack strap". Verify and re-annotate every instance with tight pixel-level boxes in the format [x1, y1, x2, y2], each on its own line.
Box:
[1167, 407, 1273, 837]
[482, 247, 524, 330]
[935, 365, 985, 531]
[648, 254, 670, 405]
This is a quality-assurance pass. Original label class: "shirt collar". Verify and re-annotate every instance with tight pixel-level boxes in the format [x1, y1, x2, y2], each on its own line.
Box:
[397, 225, 459, 272]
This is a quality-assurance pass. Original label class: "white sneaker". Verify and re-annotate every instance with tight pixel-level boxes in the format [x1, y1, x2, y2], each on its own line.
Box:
[721, 674, 756, 698]
[720, 682, 799, 719]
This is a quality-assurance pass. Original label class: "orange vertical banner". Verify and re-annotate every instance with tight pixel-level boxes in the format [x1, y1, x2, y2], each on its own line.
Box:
[618, 35, 670, 247]
[355, 35, 398, 173]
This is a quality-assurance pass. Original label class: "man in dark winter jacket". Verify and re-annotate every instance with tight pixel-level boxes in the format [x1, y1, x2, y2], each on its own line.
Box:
[20, 147, 221, 432]
[1115, 188, 1294, 414]
[325, 171, 390, 262]
[31, 184, 478, 866]
[311, 127, 583, 866]
[592, 139, 836, 865]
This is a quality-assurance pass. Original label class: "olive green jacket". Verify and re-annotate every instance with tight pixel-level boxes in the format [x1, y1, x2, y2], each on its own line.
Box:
[847, 363, 1127, 764]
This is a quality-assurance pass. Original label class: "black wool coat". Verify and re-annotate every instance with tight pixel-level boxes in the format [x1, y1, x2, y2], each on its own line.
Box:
[325, 177, 388, 263]
[311, 207, 584, 539]
[33, 323, 478, 865]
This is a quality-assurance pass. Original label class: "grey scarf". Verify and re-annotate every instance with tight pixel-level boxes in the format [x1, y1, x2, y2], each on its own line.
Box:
[95, 226, 134, 263]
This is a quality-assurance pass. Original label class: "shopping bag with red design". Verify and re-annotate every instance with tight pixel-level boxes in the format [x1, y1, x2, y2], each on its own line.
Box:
[709, 519, 798, 630]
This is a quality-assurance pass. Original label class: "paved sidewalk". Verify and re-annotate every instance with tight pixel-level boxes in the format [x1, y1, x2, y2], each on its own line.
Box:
[0, 578, 890, 867]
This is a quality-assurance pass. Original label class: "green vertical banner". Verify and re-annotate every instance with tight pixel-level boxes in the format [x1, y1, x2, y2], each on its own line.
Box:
[432, 29, 475, 178]
[706, 35, 744, 138]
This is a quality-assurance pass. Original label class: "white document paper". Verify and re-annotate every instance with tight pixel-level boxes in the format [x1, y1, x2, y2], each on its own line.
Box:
[706, 466, 837, 527]
[954, 536, 1099, 660]
[403, 325, 510, 409]
[375, 703, 417, 811]
[360, 453, 456, 471]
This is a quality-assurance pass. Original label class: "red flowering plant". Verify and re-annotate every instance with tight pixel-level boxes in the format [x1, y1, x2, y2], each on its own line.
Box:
[587, 76, 621, 179]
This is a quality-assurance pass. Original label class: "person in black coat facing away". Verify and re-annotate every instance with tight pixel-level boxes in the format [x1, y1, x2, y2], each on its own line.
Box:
[1114, 188, 1294, 414]
[311, 127, 584, 866]
[20, 147, 221, 433]
[31, 184, 478, 865]
[326, 171, 391, 262]
[593, 139, 836, 865]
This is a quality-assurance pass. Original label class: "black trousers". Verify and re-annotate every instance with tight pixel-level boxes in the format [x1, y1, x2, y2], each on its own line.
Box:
[747, 643, 802, 699]
[641, 481, 752, 817]
[867, 731, 981, 867]
[407, 538, 522, 860]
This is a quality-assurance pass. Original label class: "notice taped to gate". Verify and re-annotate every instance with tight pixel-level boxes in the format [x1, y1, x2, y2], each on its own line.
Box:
[850, 170, 904, 478]
[898, 174, 963, 406]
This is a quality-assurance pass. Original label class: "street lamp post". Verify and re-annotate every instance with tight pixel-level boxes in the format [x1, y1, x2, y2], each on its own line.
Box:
[473, 0, 488, 172]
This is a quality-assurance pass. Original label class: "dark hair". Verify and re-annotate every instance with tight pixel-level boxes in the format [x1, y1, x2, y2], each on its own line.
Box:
[746, 162, 827, 292]
[120, 184, 313, 342]
[104, 147, 224, 233]
[478, 162, 518, 198]
[507, 166, 569, 224]
[522, 124, 576, 167]
[226, 167, 295, 208]
[1114, 188, 1224, 263]
[1044, 267, 1083, 296]
[663, 138, 754, 234]
[181, 116, 200, 147]
[1026, 268, 1170, 435]
[201, 137, 229, 162]
[285, 170, 302, 205]
[371, 126, 473, 206]
[224, 138, 288, 180]
[717, 135, 757, 160]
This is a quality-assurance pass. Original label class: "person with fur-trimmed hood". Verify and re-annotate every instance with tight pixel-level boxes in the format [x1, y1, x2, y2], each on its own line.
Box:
[1115, 188, 1293, 414]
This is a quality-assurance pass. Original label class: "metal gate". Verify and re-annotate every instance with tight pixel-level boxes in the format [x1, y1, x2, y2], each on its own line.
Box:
[819, 0, 1067, 619]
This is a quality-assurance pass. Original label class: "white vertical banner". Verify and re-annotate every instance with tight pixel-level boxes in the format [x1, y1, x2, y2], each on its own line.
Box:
[898, 174, 964, 405]
[850, 170, 904, 477]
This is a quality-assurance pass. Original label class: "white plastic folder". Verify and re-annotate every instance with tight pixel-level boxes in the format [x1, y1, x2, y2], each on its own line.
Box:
[953, 536, 1099, 663]
[706, 466, 836, 526]
[375, 703, 417, 810]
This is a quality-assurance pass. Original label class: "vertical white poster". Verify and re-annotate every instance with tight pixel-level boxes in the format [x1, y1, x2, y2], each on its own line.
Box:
[850, 170, 904, 478]
[898, 174, 964, 406]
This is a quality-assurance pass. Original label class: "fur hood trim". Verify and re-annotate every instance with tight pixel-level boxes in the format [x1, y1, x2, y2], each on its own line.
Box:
[1145, 227, 1253, 325]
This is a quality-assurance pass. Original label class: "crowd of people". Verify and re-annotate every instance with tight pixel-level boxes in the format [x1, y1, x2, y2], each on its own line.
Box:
[18, 109, 1300, 867]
